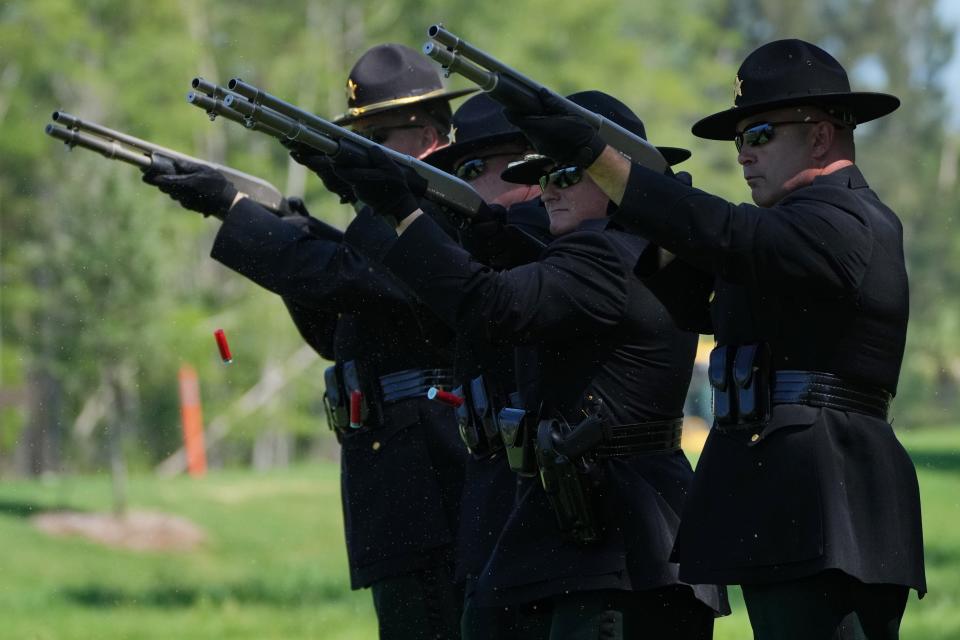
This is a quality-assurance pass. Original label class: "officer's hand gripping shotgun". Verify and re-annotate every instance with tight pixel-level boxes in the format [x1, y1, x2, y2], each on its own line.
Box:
[423, 25, 667, 172]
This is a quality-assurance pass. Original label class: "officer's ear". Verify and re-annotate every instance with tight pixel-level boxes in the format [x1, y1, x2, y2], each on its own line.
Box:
[810, 121, 836, 160]
[419, 126, 443, 154]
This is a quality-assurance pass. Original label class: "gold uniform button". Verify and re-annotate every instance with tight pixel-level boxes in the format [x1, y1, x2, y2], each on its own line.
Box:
[750, 433, 760, 443]
[372, 441, 381, 451]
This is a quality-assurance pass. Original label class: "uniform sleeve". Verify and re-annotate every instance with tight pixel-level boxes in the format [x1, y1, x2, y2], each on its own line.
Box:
[383, 214, 628, 344]
[210, 198, 403, 313]
[612, 164, 874, 295]
[282, 298, 337, 360]
[635, 246, 714, 334]
[280, 212, 345, 243]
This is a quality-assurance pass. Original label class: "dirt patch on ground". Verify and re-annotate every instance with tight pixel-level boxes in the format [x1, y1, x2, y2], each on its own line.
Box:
[31, 510, 206, 552]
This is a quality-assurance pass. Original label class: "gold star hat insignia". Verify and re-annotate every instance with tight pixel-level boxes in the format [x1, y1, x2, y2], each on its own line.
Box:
[734, 75, 743, 99]
[346, 78, 358, 102]
[448, 124, 457, 144]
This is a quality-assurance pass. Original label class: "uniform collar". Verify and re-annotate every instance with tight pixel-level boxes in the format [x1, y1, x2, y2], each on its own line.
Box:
[577, 216, 616, 232]
[811, 164, 868, 189]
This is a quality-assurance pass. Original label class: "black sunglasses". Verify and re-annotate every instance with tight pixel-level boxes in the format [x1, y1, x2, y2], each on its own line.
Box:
[454, 153, 520, 181]
[354, 124, 424, 144]
[454, 157, 488, 181]
[539, 165, 583, 191]
[735, 120, 839, 152]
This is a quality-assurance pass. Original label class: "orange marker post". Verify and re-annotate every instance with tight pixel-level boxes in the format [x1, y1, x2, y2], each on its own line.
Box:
[177, 364, 208, 477]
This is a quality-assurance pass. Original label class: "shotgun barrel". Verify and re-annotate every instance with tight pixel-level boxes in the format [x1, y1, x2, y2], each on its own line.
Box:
[424, 25, 667, 172]
[45, 110, 288, 214]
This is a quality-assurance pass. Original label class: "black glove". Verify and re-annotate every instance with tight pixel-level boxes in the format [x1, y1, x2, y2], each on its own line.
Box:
[674, 171, 693, 187]
[331, 146, 426, 223]
[462, 201, 551, 269]
[460, 202, 508, 264]
[505, 88, 606, 168]
[284, 140, 356, 204]
[284, 196, 311, 217]
[141, 158, 237, 219]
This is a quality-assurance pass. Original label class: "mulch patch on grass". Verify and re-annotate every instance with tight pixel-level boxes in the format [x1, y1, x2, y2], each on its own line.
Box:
[32, 510, 206, 551]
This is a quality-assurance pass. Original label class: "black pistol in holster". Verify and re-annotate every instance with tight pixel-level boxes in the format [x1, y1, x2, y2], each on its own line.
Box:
[535, 412, 606, 544]
[708, 342, 772, 426]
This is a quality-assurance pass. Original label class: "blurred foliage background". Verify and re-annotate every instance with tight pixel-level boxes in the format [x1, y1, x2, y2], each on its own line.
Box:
[0, 0, 957, 477]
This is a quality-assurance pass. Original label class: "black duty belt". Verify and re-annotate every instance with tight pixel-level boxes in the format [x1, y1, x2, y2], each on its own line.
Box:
[379, 368, 454, 404]
[595, 417, 683, 458]
[773, 370, 891, 420]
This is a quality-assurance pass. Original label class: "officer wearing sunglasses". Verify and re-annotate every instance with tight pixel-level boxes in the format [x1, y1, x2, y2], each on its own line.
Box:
[505, 39, 924, 640]
[332, 90, 726, 639]
[419, 93, 555, 635]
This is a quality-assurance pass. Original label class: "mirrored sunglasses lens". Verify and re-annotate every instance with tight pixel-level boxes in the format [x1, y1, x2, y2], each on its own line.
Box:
[743, 124, 773, 148]
[455, 158, 486, 181]
[539, 166, 582, 190]
[559, 167, 582, 188]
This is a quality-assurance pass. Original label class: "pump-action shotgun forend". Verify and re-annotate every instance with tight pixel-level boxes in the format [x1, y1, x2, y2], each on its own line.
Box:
[45, 110, 288, 214]
[188, 76, 486, 221]
[423, 24, 668, 172]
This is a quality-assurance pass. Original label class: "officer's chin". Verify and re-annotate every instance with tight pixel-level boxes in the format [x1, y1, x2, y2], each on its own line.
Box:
[749, 186, 776, 208]
[547, 208, 576, 236]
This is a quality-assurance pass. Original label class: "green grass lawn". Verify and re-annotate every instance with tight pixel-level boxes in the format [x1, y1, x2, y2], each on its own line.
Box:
[1, 427, 958, 639]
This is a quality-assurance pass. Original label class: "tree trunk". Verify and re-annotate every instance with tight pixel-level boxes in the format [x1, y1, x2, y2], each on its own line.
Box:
[252, 429, 293, 471]
[14, 365, 63, 476]
[105, 366, 131, 516]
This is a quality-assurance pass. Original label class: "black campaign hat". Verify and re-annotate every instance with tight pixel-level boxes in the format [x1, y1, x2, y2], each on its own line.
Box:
[424, 94, 529, 172]
[333, 44, 475, 125]
[501, 90, 691, 185]
[692, 39, 900, 140]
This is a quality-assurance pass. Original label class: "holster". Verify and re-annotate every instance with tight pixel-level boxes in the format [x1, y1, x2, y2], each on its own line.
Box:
[455, 376, 506, 459]
[497, 407, 537, 476]
[708, 343, 772, 426]
[534, 416, 603, 544]
[708, 346, 732, 422]
[322, 366, 349, 435]
[322, 360, 380, 432]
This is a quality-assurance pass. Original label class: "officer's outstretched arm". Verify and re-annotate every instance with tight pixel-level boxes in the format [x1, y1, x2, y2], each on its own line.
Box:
[585, 146, 631, 206]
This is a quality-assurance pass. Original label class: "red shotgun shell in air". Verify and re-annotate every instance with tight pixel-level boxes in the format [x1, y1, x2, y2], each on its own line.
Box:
[214, 329, 233, 363]
[427, 387, 465, 408]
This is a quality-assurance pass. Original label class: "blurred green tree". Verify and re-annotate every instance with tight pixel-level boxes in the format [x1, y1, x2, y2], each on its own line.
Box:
[0, 0, 955, 477]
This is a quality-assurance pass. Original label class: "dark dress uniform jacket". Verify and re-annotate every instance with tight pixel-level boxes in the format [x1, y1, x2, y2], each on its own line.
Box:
[209, 199, 466, 589]
[452, 200, 552, 587]
[613, 164, 926, 593]
[380, 213, 727, 612]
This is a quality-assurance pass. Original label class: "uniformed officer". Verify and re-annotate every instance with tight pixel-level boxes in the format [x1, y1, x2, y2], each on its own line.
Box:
[504, 40, 925, 639]
[331, 91, 727, 639]
[142, 44, 473, 640]
[422, 93, 553, 636]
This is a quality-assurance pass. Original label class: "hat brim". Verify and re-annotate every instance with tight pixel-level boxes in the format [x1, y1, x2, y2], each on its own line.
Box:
[332, 88, 476, 125]
[501, 146, 692, 185]
[424, 132, 529, 172]
[691, 91, 900, 140]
